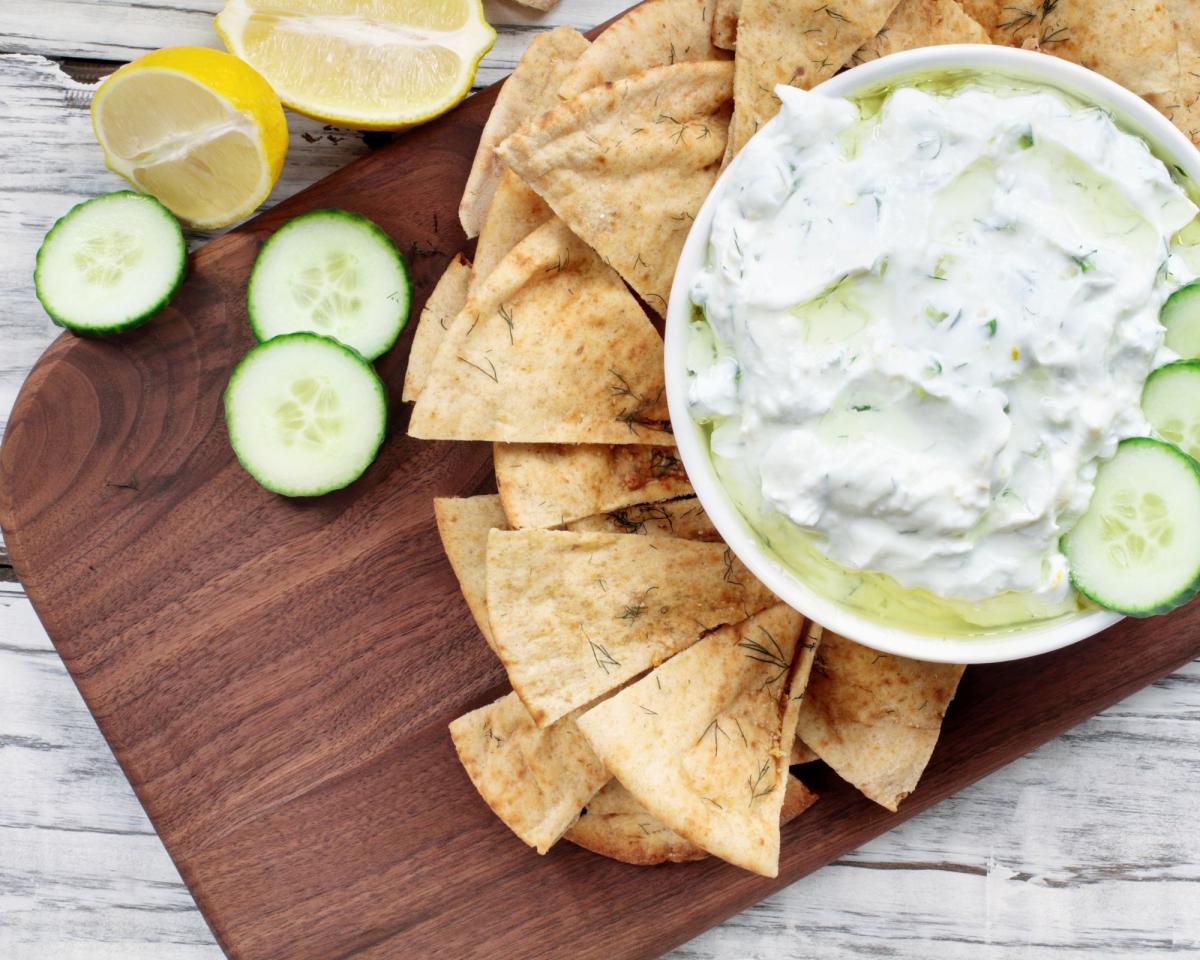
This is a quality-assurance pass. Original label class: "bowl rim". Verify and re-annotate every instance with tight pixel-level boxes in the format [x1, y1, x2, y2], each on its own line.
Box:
[664, 44, 1200, 664]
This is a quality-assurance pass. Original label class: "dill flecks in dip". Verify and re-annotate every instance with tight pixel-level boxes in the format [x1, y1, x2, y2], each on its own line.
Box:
[687, 78, 1200, 632]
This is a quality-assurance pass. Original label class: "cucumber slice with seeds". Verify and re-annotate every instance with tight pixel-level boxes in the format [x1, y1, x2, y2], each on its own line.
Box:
[224, 333, 387, 497]
[1062, 437, 1200, 617]
[34, 191, 185, 335]
[1161, 280, 1200, 359]
[1142, 360, 1200, 461]
[247, 209, 411, 361]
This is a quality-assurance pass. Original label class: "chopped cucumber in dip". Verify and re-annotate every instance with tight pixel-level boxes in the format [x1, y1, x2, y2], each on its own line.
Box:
[1142, 361, 1200, 461]
[224, 333, 387, 497]
[1161, 281, 1200, 359]
[1061, 438, 1200, 616]
[34, 191, 185, 335]
[247, 209, 411, 361]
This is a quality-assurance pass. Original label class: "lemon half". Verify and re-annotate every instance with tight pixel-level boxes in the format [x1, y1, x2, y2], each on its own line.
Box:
[215, 0, 496, 131]
[91, 47, 288, 230]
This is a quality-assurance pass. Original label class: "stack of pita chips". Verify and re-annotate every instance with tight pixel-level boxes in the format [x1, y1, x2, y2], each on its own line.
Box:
[405, 0, 1195, 875]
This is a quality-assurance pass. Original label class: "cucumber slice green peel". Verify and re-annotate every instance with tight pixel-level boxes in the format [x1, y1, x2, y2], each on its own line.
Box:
[1161, 280, 1200, 359]
[224, 332, 387, 497]
[247, 209, 411, 361]
[1062, 437, 1200, 617]
[1142, 360, 1200, 461]
[34, 191, 186, 336]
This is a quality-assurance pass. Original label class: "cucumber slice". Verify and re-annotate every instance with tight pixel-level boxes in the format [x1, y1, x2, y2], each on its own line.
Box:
[1161, 280, 1200, 359]
[34, 191, 185, 335]
[247, 210, 411, 361]
[1062, 437, 1200, 616]
[1142, 360, 1200, 461]
[224, 333, 387, 497]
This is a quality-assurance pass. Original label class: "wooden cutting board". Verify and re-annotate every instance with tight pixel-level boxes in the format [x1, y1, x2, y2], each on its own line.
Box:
[2, 20, 1199, 958]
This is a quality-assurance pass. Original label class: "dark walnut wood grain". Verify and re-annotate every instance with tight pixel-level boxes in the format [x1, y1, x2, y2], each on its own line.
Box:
[3, 33, 1200, 960]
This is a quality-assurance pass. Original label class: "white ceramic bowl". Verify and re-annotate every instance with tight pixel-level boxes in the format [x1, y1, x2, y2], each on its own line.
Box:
[665, 45, 1200, 664]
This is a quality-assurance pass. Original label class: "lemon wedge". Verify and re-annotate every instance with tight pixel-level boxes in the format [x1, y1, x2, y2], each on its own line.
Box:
[91, 47, 288, 230]
[215, 0, 496, 131]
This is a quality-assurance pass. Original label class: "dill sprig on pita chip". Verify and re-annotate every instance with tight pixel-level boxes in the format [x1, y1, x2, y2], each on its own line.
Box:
[851, 0, 990, 65]
[494, 442, 693, 529]
[566, 497, 718, 541]
[557, 0, 730, 100]
[458, 27, 589, 238]
[409, 220, 673, 445]
[402, 253, 472, 403]
[576, 604, 818, 877]
[486, 530, 776, 727]
[725, 0, 900, 161]
[450, 692, 609, 854]
[498, 61, 734, 315]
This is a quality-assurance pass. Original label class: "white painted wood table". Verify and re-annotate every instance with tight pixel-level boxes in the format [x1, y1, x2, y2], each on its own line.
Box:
[1, 4, 1198, 958]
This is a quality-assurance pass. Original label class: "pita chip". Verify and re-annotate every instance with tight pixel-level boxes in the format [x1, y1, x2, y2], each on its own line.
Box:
[498, 61, 733, 316]
[486, 529, 777, 727]
[558, 0, 730, 100]
[727, 0, 900, 159]
[567, 497, 719, 541]
[796, 625, 965, 812]
[402, 254, 472, 403]
[449, 691, 609, 854]
[433, 495, 508, 650]
[852, 0, 988, 63]
[409, 219, 673, 445]
[711, 0, 740, 50]
[565, 779, 708, 865]
[565, 773, 816, 865]
[1145, 1, 1200, 148]
[494, 443, 692, 529]
[958, 0, 1176, 99]
[469, 171, 554, 298]
[459, 28, 589, 239]
[576, 604, 816, 876]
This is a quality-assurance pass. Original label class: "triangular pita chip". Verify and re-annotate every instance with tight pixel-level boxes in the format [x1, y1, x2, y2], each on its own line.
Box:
[469, 171, 554, 297]
[433, 495, 508, 650]
[402, 253, 472, 403]
[565, 773, 816, 865]
[957, 0, 1177, 98]
[498, 61, 733, 316]
[1138, 0, 1200, 147]
[851, 0, 989, 64]
[565, 779, 708, 865]
[726, 0, 900, 160]
[409, 219, 673, 444]
[567, 497, 719, 541]
[449, 691, 608, 854]
[796, 624, 965, 811]
[486, 529, 777, 727]
[576, 604, 816, 876]
[558, 0, 730, 100]
[494, 443, 692, 529]
[711, 0, 740, 50]
[459, 27, 589, 238]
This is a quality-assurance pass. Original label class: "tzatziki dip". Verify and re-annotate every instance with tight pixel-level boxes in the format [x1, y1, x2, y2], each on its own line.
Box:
[686, 75, 1200, 633]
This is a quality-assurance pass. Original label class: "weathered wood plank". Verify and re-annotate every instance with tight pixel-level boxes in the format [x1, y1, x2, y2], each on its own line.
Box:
[0, 584, 223, 959]
[2, 581, 1197, 958]
[0, 0, 628, 88]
